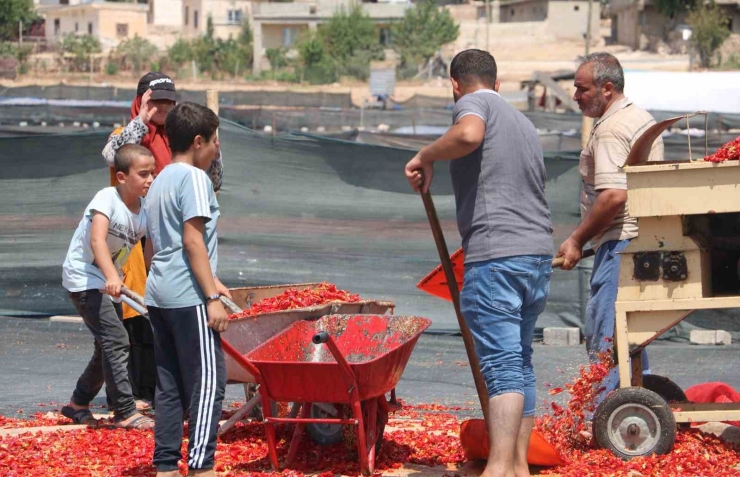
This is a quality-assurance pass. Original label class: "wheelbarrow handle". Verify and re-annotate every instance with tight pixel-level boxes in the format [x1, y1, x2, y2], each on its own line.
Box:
[312, 331, 329, 344]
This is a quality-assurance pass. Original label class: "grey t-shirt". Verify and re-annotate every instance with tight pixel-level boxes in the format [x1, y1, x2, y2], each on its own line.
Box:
[145, 162, 220, 308]
[450, 89, 553, 263]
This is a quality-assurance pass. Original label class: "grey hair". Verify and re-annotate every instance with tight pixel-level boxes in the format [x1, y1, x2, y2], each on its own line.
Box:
[577, 52, 625, 93]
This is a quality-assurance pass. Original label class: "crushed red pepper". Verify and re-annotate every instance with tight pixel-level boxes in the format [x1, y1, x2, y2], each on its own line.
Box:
[3, 354, 740, 476]
[227, 283, 361, 321]
[705, 136, 740, 162]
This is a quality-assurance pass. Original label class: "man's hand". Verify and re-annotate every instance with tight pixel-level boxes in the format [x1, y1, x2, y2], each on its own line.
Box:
[138, 89, 158, 124]
[105, 278, 124, 298]
[214, 276, 232, 300]
[557, 237, 583, 271]
[206, 300, 229, 332]
[404, 151, 433, 193]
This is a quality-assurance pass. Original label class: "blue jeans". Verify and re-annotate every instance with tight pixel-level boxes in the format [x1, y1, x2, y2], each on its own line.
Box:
[586, 239, 650, 404]
[460, 255, 552, 417]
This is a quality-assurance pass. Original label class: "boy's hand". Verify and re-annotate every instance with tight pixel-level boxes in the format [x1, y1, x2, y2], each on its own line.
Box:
[206, 300, 229, 333]
[106, 278, 123, 298]
[139, 89, 158, 125]
[214, 277, 232, 299]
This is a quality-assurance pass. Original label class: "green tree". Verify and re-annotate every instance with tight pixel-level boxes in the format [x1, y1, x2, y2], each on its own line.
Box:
[116, 34, 158, 74]
[392, 0, 459, 76]
[687, 2, 731, 68]
[319, 5, 383, 80]
[295, 30, 336, 84]
[265, 47, 288, 70]
[60, 33, 101, 71]
[0, 0, 37, 41]
[167, 38, 193, 69]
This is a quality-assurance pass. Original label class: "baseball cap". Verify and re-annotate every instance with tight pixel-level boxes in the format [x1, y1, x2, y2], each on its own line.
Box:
[137, 72, 178, 102]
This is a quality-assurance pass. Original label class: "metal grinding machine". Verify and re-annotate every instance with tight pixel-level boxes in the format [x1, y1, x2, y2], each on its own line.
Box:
[593, 112, 740, 458]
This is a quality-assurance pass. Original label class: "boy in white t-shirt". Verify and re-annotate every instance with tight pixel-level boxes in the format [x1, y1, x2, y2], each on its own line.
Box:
[61, 144, 156, 430]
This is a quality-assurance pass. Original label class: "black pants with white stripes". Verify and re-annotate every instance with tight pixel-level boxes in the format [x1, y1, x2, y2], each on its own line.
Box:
[148, 304, 226, 472]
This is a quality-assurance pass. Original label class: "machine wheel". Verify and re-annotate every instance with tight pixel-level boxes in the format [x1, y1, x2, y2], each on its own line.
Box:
[642, 374, 688, 403]
[594, 387, 676, 459]
[307, 403, 343, 446]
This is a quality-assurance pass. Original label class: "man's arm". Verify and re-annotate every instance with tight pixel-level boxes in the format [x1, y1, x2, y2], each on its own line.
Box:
[405, 115, 485, 193]
[90, 212, 123, 297]
[557, 189, 627, 270]
[183, 217, 228, 332]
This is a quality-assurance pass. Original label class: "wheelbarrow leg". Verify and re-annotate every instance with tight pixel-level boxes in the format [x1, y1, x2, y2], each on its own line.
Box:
[286, 402, 313, 467]
[218, 392, 262, 436]
[353, 399, 371, 476]
[258, 385, 280, 471]
[365, 398, 378, 474]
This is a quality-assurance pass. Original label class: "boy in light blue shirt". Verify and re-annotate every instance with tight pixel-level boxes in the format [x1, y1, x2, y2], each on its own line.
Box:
[144, 102, 231, 477]
[61, 144, 156, 430]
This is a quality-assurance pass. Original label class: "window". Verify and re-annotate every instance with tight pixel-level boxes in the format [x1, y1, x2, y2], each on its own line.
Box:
[282, 27, 298, 47]
[54, 19, 60, 35]
[574, 5, 579, 10]
[379, 27, 391, 46]
[116, 23, 129, 37]
[227, 9, 242, 24]
[510, 8, 515, 15]
[88, 22, 93, 34]
[60, 0, 69, 4]
[75, 22, 78, 32]
[194, 10, 199, 28]
[185, 6, 189, 26]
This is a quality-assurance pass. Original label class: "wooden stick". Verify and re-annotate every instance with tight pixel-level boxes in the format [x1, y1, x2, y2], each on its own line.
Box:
[419, 184, 490, 426]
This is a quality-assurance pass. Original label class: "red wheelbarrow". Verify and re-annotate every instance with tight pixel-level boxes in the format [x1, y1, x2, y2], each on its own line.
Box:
[221, 313, 431, 476]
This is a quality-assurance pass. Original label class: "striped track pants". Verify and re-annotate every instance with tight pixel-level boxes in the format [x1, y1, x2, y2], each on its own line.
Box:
[148, 304, 226, 472]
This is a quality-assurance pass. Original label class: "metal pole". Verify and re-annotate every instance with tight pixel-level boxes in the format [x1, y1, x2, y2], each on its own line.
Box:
[585, 0, 594, 56]
[19, 21, 23, 45]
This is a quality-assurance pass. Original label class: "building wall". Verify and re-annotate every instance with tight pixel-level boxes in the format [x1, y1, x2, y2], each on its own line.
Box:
[150, 0, 183, 27]
[182, 0, 204, 38]
[499, 0, 548, 22]
[261, 23, 309, 49]
[44, 4, 148, 50]
[545, 0, 599, 40]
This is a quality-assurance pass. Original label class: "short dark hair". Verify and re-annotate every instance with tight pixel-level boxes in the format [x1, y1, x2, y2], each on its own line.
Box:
[450, 49, 497, 88]
[165, 102, 220, 154]
[578, 52, 625, 93]
[114, 144, 153, 174]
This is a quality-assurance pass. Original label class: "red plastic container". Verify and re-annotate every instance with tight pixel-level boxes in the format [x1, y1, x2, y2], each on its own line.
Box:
[246, 314, 431, 404]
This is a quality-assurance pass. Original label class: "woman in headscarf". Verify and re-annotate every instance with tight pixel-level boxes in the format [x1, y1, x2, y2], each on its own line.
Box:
[102, 72, 224, 410]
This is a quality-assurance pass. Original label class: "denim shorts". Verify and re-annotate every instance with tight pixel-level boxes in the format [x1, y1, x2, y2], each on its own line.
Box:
[460, 255, 552, 417]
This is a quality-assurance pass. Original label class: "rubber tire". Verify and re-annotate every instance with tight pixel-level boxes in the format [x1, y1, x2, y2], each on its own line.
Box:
[642, 374, 688, 403]
[594, 387, 676, 460]
[307, 403, 344, 446]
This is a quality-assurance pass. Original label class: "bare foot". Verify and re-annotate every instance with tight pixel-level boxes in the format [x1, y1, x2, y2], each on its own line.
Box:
[187, 470, 216, 477]
[156, 472, 180, 477]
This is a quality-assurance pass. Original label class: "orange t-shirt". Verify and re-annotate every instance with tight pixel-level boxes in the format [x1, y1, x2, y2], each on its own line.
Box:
[109, 163, 148, 320]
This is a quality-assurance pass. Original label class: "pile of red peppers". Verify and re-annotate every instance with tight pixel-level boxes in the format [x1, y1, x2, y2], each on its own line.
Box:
[2, 345, 740, 475]
[705, 136, 740, 163]
[227, 282, 361, 321]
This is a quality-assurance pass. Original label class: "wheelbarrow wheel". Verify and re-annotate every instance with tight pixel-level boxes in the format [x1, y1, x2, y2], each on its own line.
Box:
[594, 387, 676, 460]
[307, 403, 343, 446]
[642, 374, 687, 403]
[342, 401, 387, 456]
